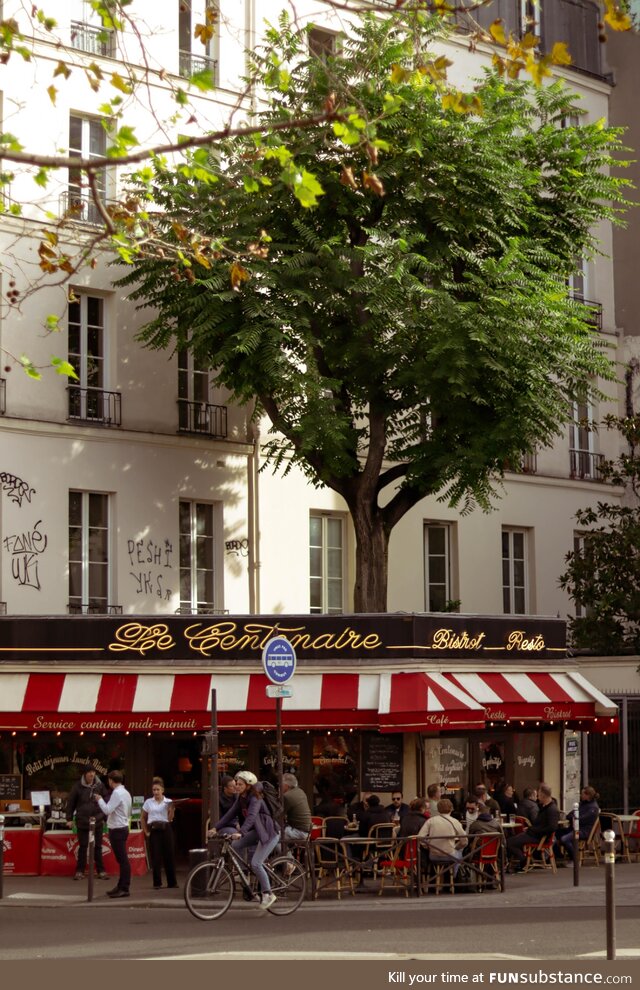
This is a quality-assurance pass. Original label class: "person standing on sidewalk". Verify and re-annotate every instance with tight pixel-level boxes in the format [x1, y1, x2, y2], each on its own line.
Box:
[94, 770, 132, 898]
[141, 777, 178, 890]
[66, 764, 109, 881]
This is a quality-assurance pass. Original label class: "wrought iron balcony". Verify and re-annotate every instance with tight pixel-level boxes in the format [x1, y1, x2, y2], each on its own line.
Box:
[68, 385, 122, 427]
[60, 190, 114, 227]
[505, 451, 538, 475]
[572, 295, 603, 332]
[175, 605, 229, 615]
[570, 449, 604, 480]
[70, 21, 114, 57]
[178, 50, 217, 82]
[0, 377, 5, 415]
[178, 398, 227, 439]
[68, 602, 123, 615]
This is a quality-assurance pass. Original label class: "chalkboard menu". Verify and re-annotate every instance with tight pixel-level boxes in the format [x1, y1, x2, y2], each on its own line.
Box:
[0, 774, 22, 800]
[362, 734, 403, 792]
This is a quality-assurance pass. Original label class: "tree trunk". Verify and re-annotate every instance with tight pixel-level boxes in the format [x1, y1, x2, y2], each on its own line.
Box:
[350, 502, 390, 613]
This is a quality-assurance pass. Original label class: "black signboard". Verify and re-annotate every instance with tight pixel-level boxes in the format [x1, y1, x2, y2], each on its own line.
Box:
[362, 734, 403, 792]
[0, 774, 22, 800]
[0, 612, 567, 664]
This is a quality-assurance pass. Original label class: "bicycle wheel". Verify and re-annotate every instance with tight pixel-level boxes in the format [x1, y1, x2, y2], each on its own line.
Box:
[266, 857, 306, 915]
[184, 861, 234, 920]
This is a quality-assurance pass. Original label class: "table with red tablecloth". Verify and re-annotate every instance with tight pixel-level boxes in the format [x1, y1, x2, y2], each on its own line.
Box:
[39, 829, 148, 876]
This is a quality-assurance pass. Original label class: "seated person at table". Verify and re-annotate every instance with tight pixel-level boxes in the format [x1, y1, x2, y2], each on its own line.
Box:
[315, 794, 347, 818]
[282, 773, 312, 844]
[358, 794, 393, 837]
[427, 783, 442, 816]
[398, 797, 430, 838]
[554, 786, 600, 863]
[519, 787, 539, 824]
[506, 783, 559, 872]
[473, 784, 500, 816]
[468, 803, 503, 837]
[386, 791, 410, 822]
[464, 797, 480, 830]
[418, 798, 468, 874]
[496, 784, 518, 818]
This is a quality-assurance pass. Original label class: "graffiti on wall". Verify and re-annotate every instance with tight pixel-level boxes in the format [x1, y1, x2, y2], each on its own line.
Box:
[0, 471, 36, 507]
[127, 537, 174, 601]
[3, 520, 48, 590]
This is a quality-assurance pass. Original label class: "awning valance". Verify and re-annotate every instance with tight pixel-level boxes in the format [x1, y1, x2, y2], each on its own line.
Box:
[0, 669, 616, 733]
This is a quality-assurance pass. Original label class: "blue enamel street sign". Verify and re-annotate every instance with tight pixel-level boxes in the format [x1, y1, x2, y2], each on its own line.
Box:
[262, 636, 297, 685]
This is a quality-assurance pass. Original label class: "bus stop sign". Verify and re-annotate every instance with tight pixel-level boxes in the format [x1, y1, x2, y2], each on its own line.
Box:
[262, 636, 297, 685]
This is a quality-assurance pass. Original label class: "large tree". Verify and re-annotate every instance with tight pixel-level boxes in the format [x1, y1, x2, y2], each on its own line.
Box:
[122, 11, 628, 612]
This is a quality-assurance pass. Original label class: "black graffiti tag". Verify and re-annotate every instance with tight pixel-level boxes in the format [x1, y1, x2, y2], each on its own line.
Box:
[3, 519, 48, 590]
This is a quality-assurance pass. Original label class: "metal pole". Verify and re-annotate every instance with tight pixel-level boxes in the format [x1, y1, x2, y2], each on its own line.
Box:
[604, 829, 616, 960]
[0, 814, 5, 899]
[276, 696, 285, 848]
[210, 689, 219, 831]
[87, 816, 95, 903]
[572, 801, 580, 887]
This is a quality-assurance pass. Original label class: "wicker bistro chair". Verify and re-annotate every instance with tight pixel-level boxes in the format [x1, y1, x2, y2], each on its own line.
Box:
[523, 834, 557, 873]
[578, 818, 602, 867]
[312, 837, 355, 900]
[513, 815, 531, 835]
[470, 832, 505, 891]
[362, 822, 397, 882]
[600, 813, 632, 864]
[377, 837, 421, 897]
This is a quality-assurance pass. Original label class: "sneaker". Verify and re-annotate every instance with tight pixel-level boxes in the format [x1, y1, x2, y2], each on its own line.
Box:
[73, 872, 83, 881]
[260, 892, 277, 910]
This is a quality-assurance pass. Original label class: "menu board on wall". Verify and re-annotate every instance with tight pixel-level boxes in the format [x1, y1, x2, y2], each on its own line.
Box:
[362, 734, 403, 792]
[0, 774, 22, 800]
[424, 738, 468, 791]
[512, 733, 541, 800]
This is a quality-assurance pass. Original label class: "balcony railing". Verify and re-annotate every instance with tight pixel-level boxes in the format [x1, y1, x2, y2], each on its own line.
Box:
[60, 190, 112, 227]
[70, 21, 114, 57]
[505, 451, 538, 475]
[68, 602, 123, 615]
[179, 50, 217, 82]
[572, 295, 603, 332]
[570, 448, 604, 480]
[178, 398, 227, 439]
[175, 605, 229, 615]
[68, 385, 122, 427]
[0, 377, 6, 415]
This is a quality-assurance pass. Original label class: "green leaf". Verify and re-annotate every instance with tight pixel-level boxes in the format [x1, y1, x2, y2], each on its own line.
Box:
[45, 314, 61, 331]
[19, 356, 42, 380]
[292, 169, 324, 208]
[243, 176, 260, 193]
[51, 357, 79, 379]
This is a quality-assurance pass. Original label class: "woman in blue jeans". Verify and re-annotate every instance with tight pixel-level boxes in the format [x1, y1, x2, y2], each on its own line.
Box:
[210, 770, 279, 910]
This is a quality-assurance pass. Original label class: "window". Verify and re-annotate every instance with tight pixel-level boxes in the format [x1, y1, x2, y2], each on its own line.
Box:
[179, 501, 216, 613]
[424, 524, 453, 611]
[69, 491, 110, 613]
[309, 513, 344, 614]
[308, 27, 338, 59]
[568, 257, 602, 331]
[70, 1, 114, 56]
[570, 400, 601, 479]
[541, 0, 602, 77]
[67, 115, 107, 224]
[68, 294, 120, 425]
[178, 1, 218, 82]
[177, 347, 226, 437]
[502, 529, 527, 614]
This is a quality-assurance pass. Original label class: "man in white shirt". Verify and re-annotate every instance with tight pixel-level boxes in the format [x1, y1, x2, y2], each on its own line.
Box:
[94, 770, 132, 898]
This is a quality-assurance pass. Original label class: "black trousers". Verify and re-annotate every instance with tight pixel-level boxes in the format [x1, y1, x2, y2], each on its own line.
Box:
[76, 822, 105, 873]
[149, 827, 177, 887]
[109, 827, 131, 891]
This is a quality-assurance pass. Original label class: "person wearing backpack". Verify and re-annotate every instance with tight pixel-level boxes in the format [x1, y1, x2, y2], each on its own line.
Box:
[209, 770, 279, 910]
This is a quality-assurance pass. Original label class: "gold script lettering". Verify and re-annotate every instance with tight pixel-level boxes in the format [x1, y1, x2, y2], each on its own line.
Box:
[184, 622, 382, 656]
[430, 628, 486, 651]
[506, 630, 546, 652]
[109, 623, 175, 655]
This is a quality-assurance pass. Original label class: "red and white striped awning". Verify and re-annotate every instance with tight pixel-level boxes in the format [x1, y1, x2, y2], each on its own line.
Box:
[0, 669, 615, 733]
[445, 671, 617, 721]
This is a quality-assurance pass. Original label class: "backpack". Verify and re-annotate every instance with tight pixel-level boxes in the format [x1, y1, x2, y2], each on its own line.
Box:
[260, 780, 284, 824]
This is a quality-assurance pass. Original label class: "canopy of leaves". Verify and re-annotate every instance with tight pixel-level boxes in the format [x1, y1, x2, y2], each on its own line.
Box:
[121, 13, 627, 522]
[560, 415, 640, 655]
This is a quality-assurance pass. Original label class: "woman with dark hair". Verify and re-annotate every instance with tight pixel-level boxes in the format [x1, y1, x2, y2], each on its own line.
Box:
[398, 797, 430, 838]
[496, 784, 518, 817]
[210, 770, 279, 910]
[141, 776, 177, 890]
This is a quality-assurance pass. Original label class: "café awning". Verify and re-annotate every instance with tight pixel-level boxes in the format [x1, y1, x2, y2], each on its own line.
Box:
[445, 670, 617, 721]
[377, 672, 486, 732]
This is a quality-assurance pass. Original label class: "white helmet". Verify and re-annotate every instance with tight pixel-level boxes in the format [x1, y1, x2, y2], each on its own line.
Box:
[234, 770, 258, 786]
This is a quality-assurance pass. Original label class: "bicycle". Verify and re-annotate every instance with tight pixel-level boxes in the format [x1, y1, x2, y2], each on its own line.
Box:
[184, 834, 307, 920]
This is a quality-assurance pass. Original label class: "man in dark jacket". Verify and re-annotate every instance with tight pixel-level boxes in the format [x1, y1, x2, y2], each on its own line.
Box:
[66, 764, 109, 880]
[506, 783, 560, 872]
[282, 773, 312, 842]
[358, 794, 393, 837]
[555, 786, 600, 862]
[219, 775, 237, 818]
[519, 787, 540, 824]
[386, 791, 410, 822]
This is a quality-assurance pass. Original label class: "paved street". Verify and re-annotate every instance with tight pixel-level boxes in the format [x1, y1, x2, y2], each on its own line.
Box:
[1, 863, 639, 960]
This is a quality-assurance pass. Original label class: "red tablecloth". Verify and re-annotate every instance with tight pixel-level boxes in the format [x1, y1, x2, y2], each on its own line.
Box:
[40, 830, 148, 876]
[1, 827, 42, 875]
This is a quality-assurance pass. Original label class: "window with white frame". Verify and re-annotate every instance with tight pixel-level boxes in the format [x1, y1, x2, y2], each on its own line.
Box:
[68, 293, 120, 425]
[308, 26, 339, 59]
[68, 115, 107, 223]
[570, 399, 600, 479]
[309, 513, 344, 614]
[70, 1, 114, 56]
[179, 500, 216, 613]
[178, 1, 218, 81]
[424, 523, 453, 612]
[68, 491, 110, 613]
[502, 528, 528, 614]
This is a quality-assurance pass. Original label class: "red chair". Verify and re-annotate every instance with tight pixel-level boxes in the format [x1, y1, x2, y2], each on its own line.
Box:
[523, 834, 556, 873]
[378, 837, 419, 897]
[310, 816, 323, 841]
[473, 833, 504, 891]
[513, 815, 530, 836]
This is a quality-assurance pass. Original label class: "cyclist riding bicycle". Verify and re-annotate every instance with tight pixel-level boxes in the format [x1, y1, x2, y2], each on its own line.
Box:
[208, 770, 279, 911]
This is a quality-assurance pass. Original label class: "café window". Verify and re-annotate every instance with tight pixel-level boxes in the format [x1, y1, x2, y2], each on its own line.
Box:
[179, 500, 216, 613]
[424, 522, 454, 611]
[512, 733, 541, 800]
[216, 742, 250, 779]
[259, 743, 301, 788]
[68, 490, 111, 614]
[312, 732, 359, 814]
[309, 513, 345, 615]
[502, 528, 528, 615]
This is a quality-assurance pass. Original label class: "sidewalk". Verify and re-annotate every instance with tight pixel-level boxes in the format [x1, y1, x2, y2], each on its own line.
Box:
[1, 860, 639, 910]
